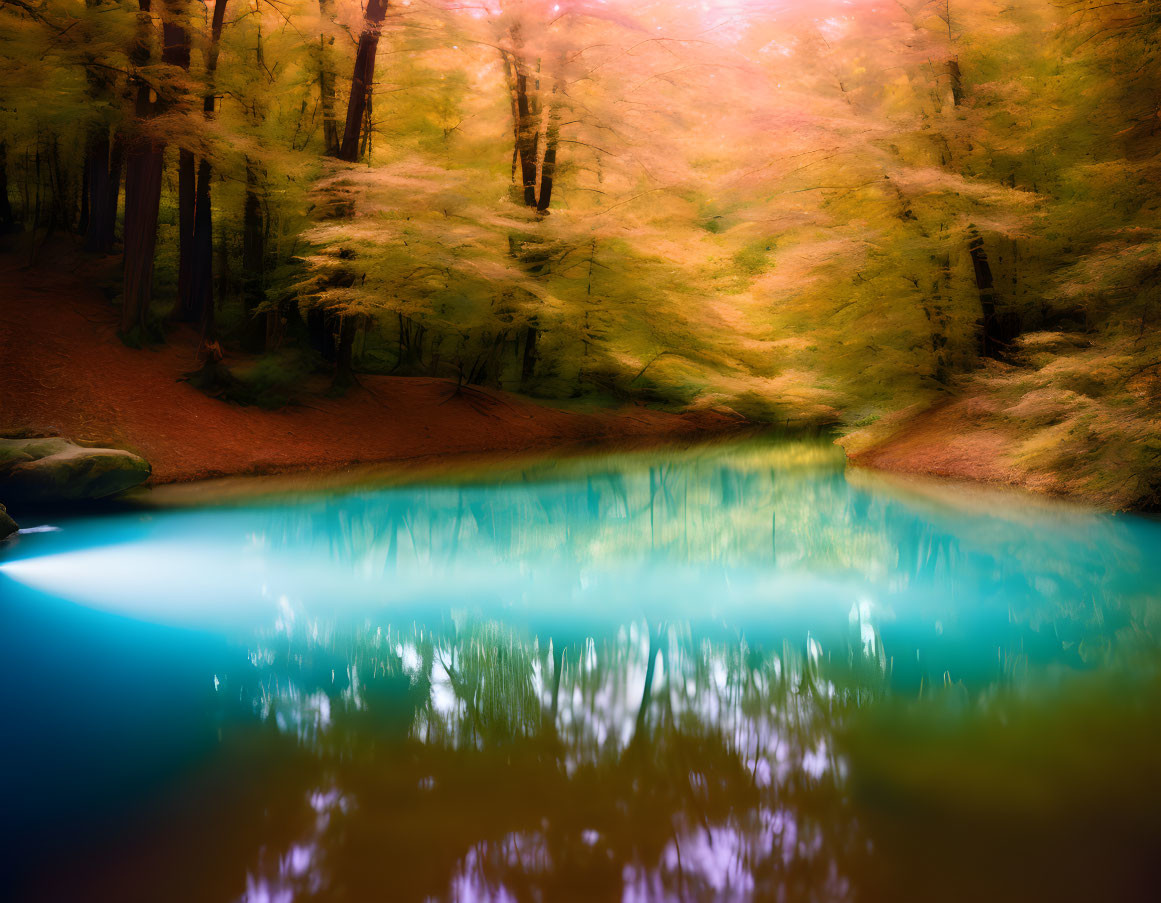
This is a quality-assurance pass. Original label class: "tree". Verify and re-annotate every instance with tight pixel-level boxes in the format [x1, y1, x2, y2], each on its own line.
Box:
[338, 0, 389, 162]
[317, 0, 341, 157]
[186, 0, 229, 335]
[80, 0, 117, 254]
[120, 0, 168, 337]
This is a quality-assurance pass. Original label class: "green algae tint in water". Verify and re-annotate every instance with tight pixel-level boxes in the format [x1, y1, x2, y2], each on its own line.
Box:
[2, 441, 1161, 903]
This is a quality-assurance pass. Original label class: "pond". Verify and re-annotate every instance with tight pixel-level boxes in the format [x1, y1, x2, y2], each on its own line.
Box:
[2, 440, 1160, 902]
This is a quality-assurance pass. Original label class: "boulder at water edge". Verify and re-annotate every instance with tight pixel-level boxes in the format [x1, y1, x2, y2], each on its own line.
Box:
[0, 437, 151, 503]
[0, 502, 16, 539]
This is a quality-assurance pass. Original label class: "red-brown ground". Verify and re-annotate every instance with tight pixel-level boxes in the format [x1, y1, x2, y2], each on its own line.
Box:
[845, 396, 1066, 498]
[847, 399, 1015, 481]
[0, 249, 746, 485]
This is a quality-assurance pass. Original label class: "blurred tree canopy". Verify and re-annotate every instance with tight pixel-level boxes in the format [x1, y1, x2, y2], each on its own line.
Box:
[1, 0, 1159, 500]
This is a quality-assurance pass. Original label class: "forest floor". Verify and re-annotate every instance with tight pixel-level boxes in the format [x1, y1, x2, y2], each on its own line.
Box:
[842, 395, 1068, 498]
[0, 249, 749, 485]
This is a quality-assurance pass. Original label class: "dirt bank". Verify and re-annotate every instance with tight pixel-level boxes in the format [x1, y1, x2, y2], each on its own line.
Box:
[0, 251, 748, 485]
[842, 396, 1070, 499]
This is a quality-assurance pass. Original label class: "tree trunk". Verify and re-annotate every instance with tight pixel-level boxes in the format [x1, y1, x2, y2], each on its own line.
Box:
[334, 314, 358, 388]
[513, 59, 540, 207]
[105, 133, 124, 246]
[33, 140, 42, 233]
[79, 0, 111, 245]
[241, 165, 266, 352]
[521, 321, 538, 383]
[948, 57, 964, 108]
[188, 157, 215, 334]
[78, 155, 90, 236]
[175, 148, 195, 314]
[536, 77, 561, 213]
[122, 1, 195, 336]
[337, 0, 388, 163]
[318, 0, 340, 157]
[968, 228, 1001, 359]
[187, 0, 229, 333]
[500, 52, 520, 186]
[83, 128, 113, 252]
[308, 307, 334, 360]
[120, 0, 164, 337]
[48, 136, 71, 232]
[359, 89, 373, 160]
[164, 5, 193, 318]
[0, 141, 15, 232]
[216, 223, 229, 308]
[120, 127, 164, 336]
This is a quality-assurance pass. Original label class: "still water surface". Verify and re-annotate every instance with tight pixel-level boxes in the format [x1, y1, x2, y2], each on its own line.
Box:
[2, 441, 1161, 902]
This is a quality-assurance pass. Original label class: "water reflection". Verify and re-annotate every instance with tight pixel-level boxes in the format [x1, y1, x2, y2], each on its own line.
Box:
[2, 441, 1161, 901]
[229, 614, 873, 902]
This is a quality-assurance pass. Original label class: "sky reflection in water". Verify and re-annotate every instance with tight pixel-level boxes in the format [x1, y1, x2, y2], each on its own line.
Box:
[2, 441, 1161, 902]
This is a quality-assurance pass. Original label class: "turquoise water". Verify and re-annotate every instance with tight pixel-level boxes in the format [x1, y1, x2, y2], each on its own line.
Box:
[2, 441, 1160, 901]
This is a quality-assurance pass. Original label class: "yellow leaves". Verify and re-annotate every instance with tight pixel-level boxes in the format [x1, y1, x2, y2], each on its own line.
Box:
[756, 236, 866, 287]
[890, 166, 1038, 209]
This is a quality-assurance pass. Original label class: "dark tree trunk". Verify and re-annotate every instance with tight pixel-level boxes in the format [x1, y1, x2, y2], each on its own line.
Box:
[80, 0, 116, 247]
[522, 321, 538, 383]
[120, 0, 165, 336]
[338, 0, 388, 163]
[217, 224, 229, 307]
[968, 229, 1001, 359]
[0, 141, 12, 231]
[175, 148, 195, 314]
[537, 144, 557, 212]
[32, 140, 42, 232]
[188, 157, 215, 335]
[120, 126, 164, 336]
[508, 49, 553, 382]
[48, 136, 72, 231]
[926, 252, 952, 383]
[164, 6, 193, 318]
[122, 1, 193, 336]
[942, 54, 1007, 356]
[359, 90, 373, 160]
[948, 57, 964, 107]
[265, 298, 283, 350]
[334, 314, 358, 388]
[78, 157, 90, 236]
[83, 128, 114, 252]
[105, 133, 124, 246]
[500, 52, 520, 186]
[241, 165, 266, 352]
[187, 0, 229, 333]
[513, 63, 540, 207]
[318, 0, 340, 156]
[536, 86, 560, 213]
[308, 307, 334, 360]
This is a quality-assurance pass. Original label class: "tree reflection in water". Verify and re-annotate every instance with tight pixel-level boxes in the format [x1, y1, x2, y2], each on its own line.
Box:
[4, 441, 1161, 901]
[239, 616, 880, 903]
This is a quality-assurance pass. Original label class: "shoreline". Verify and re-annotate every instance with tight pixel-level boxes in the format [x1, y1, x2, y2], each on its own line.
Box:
[135, 424, 773, 507]
[3, 413, 1144, 520]
[841, 397, 1158, 514]
[2, 254, 1148, 514]
[148, 437, 1123, 522]
[1, 252, 763, 490]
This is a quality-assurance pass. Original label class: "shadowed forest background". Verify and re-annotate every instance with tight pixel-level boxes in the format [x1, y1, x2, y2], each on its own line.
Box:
[1, 0, 1160, 505]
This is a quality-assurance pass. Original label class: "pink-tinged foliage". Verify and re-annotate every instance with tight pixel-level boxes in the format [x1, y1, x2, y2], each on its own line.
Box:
[0, 0, 1159, 499]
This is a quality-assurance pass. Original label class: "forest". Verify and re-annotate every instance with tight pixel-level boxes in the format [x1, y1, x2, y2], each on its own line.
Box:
[1, 0, 1160, 506]
[6, 5, 1161, 899]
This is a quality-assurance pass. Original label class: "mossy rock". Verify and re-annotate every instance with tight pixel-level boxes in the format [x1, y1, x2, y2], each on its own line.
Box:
[0, 438, 151, 503]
